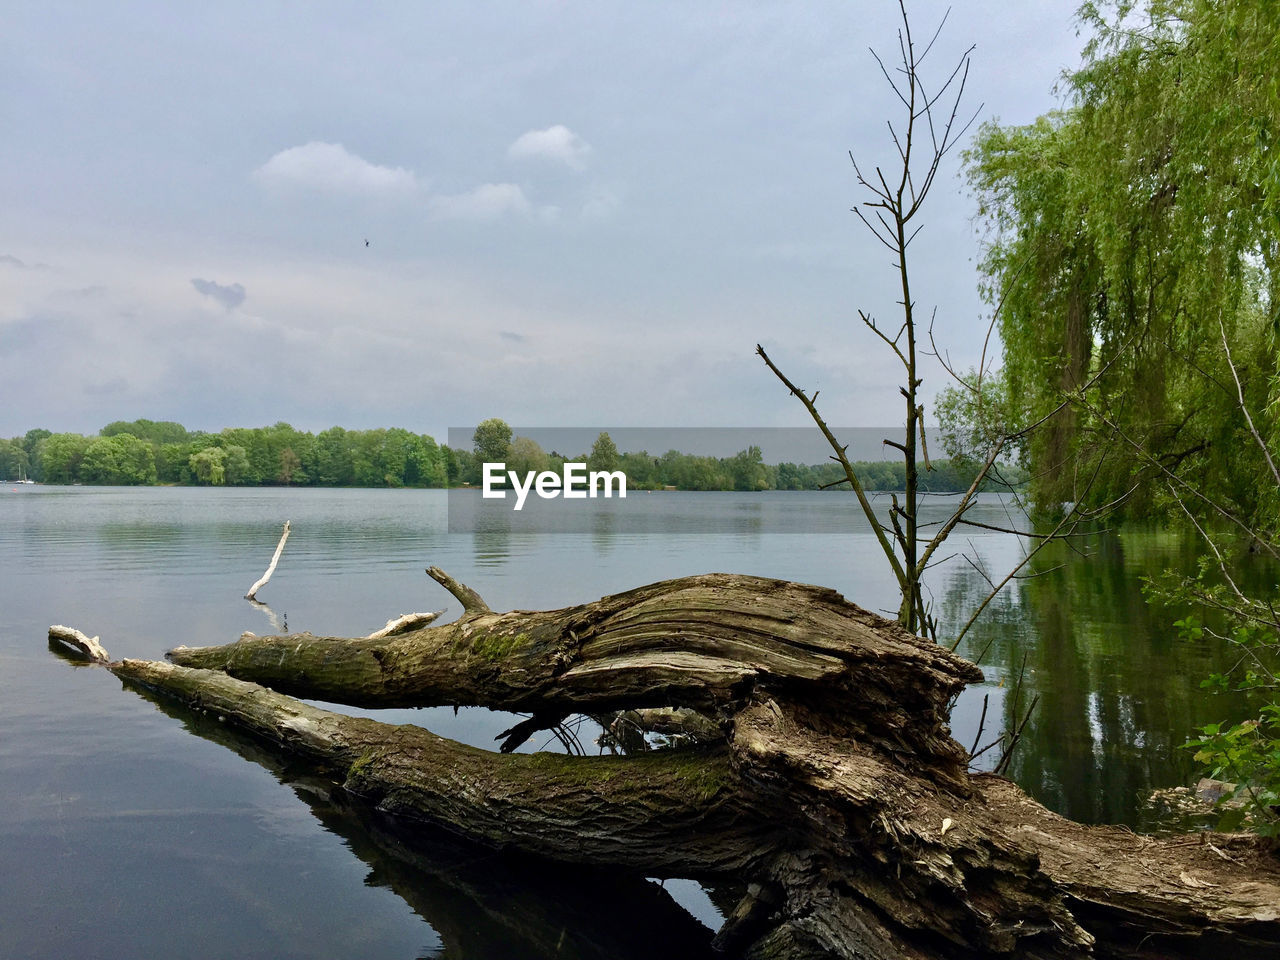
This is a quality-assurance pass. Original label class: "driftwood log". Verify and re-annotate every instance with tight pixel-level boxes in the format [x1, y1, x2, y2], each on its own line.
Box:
[52, 570, 1280, 959]
[119, 679, 725, 959]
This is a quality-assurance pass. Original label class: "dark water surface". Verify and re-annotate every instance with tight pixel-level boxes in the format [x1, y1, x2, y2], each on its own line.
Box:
[0, 486, 1255, 958]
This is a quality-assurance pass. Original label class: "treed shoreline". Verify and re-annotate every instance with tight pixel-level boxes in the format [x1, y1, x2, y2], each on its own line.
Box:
[1, 418, 1023, 493]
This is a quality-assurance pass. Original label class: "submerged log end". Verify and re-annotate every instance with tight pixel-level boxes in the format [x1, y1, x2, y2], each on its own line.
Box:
[48, 625, 110, 663]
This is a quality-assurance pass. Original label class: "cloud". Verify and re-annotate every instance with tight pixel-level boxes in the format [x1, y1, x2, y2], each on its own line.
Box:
[0, 315, 68, 357]
[499, 330, 526, 343]
[508, 125, 592, 171]
[191, 278, 247, 310]
[253, 142, 418, 195]
[429, 183, 531, 221]
[1, 254, 51, 270]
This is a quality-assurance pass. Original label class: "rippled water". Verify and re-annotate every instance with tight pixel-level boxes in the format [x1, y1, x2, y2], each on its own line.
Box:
[0, 486, 1252, 958]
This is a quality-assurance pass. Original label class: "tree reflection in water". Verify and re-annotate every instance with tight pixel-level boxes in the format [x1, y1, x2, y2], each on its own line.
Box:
[130, 684, 721, 960]
[945, 526, 1265, 827]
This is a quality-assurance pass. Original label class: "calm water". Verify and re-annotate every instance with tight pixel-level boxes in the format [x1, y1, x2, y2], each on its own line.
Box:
[0, 486, 1255, 959]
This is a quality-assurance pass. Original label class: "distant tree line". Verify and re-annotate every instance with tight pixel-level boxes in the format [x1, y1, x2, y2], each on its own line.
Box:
[1, 418, 1024, 493]
[0, 421, 450, 488]
[459, 420, 1025, 493]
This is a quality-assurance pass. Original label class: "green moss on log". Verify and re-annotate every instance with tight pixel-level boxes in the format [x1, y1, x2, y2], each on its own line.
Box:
[470, 631, 534, 662]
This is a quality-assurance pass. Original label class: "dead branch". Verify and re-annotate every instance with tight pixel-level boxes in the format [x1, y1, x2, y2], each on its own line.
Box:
[427, 565, 491, 613]
[48, 624, 110, 662]
[245, 520, 290, 601]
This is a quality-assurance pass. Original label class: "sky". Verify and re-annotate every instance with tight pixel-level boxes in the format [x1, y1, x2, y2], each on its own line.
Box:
[0, 1, 1086, 441]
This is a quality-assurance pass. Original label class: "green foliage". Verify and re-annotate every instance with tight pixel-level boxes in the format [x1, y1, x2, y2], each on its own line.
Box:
[154, 440, 197, 484]
[314, 427, 355, 486]
[772, 458, 1025, 494]
[221, 445, 251, 485]
[101, 419, 190, 446]
[728, 445, 767, 492]
[967, 1, 1280, 832]
[277, 447, 303, 485]
[443, 446, 477, 486]
[587, 432, 620, 473]
[19, 419, 453, 489]
[935, 370, 1020, 472]
[81, 433, 157, 485]
[0, 438, 30, 481]
[10, 416, 1022, 494]
[22, 428, 50, 480]
[351, 430, 393, 487]
[507, 436, 548, 477]
[1172, 614, 1203, 642]
[1187, 712, 1280, 837]
[656, 449, 729, 491]
[38, 433, 92, 483]
[188, 446, 227, 485]
[408, 433, 446, 487]
[966, 0, 1280, 523]
[1150, 563, 1280, 834]
[472, 418, 513, 465]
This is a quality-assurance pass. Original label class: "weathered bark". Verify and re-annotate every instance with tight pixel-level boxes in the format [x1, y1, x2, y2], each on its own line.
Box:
[49, 624, 109, 662]
[113, 656, 767, 875]
[364, 609, 444, 640]
[127, 682, 722, 959]
[58, 572, 1280, 959]
[170, 569, 974, 778]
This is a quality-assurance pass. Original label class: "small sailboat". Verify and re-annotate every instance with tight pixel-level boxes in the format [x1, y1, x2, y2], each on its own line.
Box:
[14, 465, 34, 484]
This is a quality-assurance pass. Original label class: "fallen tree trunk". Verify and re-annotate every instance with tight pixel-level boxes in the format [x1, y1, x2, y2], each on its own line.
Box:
[55, 571, 1280, 959]
[124, 680, 723, 959]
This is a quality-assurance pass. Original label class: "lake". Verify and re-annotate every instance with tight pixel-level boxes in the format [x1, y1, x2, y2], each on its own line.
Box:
[0, 486, 1253, 958]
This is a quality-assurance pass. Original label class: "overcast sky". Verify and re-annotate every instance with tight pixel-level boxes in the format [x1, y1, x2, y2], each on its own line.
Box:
[1, 1, 1085, 440]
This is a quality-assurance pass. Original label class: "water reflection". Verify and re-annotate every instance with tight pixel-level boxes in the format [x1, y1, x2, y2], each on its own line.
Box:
[947, 527, 1263, 827]
[7, 487, 1272, 959]
[472, 531, 513, 568]
[591, 508, 617, 550]
[130, 682, 719, 960]
[247, 599, 287, 634]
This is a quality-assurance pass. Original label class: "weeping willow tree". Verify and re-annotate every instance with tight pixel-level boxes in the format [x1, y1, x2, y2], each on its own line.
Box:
[964, 0, 1280, 524]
